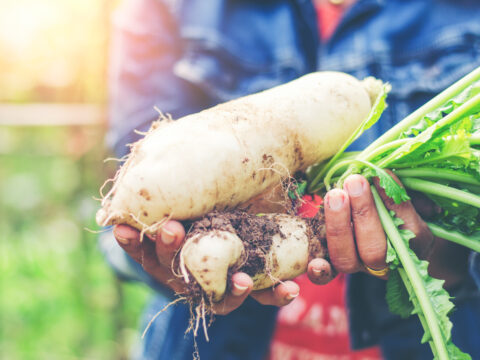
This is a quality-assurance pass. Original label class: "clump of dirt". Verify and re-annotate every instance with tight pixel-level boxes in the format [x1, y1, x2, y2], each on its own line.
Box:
[185, 208, 329, 294]
[174, 211, 286, 345]
[164, 208, 328, 350]
[305, 212, 328, 260]
[189, 211, 282, 277]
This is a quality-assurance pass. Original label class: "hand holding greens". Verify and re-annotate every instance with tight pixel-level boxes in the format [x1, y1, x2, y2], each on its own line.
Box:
[308, 66, 480, 360]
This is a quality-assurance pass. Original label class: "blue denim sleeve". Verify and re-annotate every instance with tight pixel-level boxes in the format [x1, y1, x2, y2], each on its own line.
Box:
[98, 229, 174, 297]
[103, 3, 287, 359]
[107, 0, 212, 157]
[103, 0, 213, 290]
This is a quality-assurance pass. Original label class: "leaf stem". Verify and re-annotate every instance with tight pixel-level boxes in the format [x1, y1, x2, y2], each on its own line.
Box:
[393, 168, 480, 186]
[400, 177, 480, 208]
[371, 186, 449, 360]
[397, 269, 439, 358]
[427, 223, 480, 253]
[363, 138, 409, 161]
[322, 159, 354, 190]
[469, 133, 480, 145]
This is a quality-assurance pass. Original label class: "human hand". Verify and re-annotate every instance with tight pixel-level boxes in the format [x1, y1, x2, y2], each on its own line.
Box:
[113, 221, 301, 315]
[321, 173, 470, 288]
[323, 173, 434, 280]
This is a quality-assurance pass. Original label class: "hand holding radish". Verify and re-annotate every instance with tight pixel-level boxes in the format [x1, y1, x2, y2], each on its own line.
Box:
[113, 221, 332, 314]
[112, 173, 465, 315]
[97, 71, 381, 312]
[99, 68, 480, 357]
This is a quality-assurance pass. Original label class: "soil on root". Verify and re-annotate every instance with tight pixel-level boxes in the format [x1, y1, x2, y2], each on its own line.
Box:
[176, 211, 285, 345]
[166, 209, 327, 350]
[188, 211, 283, 277]
[305, 211, 328, 261]
[184, 209, 328, 297]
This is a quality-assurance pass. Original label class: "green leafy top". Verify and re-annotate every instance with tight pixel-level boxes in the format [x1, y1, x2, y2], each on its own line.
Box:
[307, 67, 480, 360]
[315, 76, 480, 235]
[374, 196, 471, 360]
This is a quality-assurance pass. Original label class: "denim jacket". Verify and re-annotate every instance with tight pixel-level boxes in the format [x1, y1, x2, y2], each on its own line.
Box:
[103, 0, 480, 359]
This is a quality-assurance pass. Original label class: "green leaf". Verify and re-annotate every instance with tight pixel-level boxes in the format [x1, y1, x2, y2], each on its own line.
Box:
[398, 259, 471, 359]
[351, 82, 391, 141]
[372, 189, 470, 360]
[376, 84, 480, 169]
[361, 163, 410, 204]
[376, 168, 410, 204]
[427, 193, 480, 235]
[386, 269, 413, 318]
[403, 81, 480, 138]
[393, 219, 471, 358]
[297, 181, 307, 197]
[448, 345, 473, 360]
[386, 239, 400, 268]
[393, 118, 475, 170]
[288, 180, 307, 200]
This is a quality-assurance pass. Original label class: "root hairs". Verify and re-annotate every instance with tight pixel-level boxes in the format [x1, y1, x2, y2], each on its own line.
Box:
[141, 297, 186, 339]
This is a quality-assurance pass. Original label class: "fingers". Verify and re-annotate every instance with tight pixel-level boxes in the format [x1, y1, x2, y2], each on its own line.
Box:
[324, 173, 436, 277]
[154, 220, 186, 267]
[113, 223, 184, 291]
[409, 190, 442, 220]
[307, 258, 336, 285]
[324, 175, 389, 276]
[212, 273, 253, 315]
[373, 175, 434, 260]
[114, 221, 186, 267]
[343, 175, 387, 270]
[113, 224, 143, 262]
[324, 189, 362, 273]
[251, 281, 300, 307]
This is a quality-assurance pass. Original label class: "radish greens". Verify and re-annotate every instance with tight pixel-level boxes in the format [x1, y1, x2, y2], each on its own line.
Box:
[308, 66, 480, 360]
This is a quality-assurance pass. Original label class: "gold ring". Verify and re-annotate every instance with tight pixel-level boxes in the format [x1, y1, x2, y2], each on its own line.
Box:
[364, 265, 389, 277]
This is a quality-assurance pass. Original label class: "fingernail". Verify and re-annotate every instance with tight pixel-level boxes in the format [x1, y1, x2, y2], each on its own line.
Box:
[232, 283, 249, 296]
[285, 291, 299, 301]
[345, 176, 365, 197]
[327, 191, 345, 211]
[116, 236, 130, 245]
[161, 228, 175, 245]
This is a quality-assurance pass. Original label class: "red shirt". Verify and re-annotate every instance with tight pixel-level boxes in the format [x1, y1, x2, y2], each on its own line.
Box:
[317, 0, 349, 42]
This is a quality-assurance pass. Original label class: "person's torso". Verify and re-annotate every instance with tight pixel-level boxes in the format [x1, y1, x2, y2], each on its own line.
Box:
[114, 1, 480, 358]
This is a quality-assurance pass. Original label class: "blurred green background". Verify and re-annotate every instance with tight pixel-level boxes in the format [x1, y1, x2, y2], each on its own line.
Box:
[0, 0, 152, 358]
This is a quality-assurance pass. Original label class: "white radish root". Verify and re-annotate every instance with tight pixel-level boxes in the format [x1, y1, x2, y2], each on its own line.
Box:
[181, 230, 245, 301]
[97, 72, 382, 343]
[96, 72, 379, 233]
[179, 211, 327, 303]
